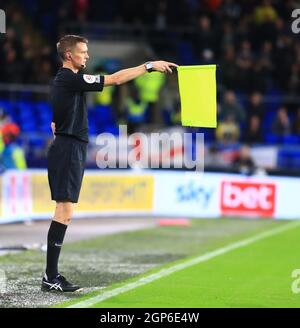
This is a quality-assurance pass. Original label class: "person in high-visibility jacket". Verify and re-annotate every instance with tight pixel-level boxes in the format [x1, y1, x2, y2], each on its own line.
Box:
[94, 69, 115, 106]
[1, 123, 27, 169]
[134, 71, 166, 123]
[0, 109, 8, 156]
[125, 86, 148, 134]
[0, 131, 4, 156]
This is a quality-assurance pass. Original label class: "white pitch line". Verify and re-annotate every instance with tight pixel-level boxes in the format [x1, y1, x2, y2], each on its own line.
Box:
[67, 220, 300, 308]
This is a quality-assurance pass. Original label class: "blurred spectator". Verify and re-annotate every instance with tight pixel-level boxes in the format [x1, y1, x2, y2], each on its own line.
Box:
[277, 0, 298, 21]
[253, 0, 278, 25]
[235, 40, 254, 92]
[0, 110, 11, 127]
[287, 63, 300, 96]
[35, 59, 53, 84]
[232, 145, 256, 175]
[219, 0, 241, 21]
[3, 48, 25, 83]
[1, 123, 27, 169]
[0, 110, 10, 156]
[244, 115, 264, 144]
[235, 15, 252, 43]
[74, 0, 90, 22]
[205, 144, 227, 168]
[192, 15, 216, 60]
[253, 0, 278, 47]
[221, 21, 235, 52]
[200, 48, 215, 65]
[216, 114, 240, 144]
[2, 27, 22, 56]
[125, 85, 148, 134]
[220, 45, 238, 89]
[253, 41, 274, 92]
[155, 1, 168, 31]
[219, 90, 245, 123]
[134, 72, 166, 124]
[10, 9, 25, 39]
[246, 92, 265, 120]
[21, 33, 35, 82]
[202, 0, 223, 12]
[272, 106, 291, 136]
[275, 35, 295, 91]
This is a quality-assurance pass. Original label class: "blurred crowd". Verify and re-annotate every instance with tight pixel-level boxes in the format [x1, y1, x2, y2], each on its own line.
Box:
[1, 0, 299, 89]
[0, 0, 300, 149]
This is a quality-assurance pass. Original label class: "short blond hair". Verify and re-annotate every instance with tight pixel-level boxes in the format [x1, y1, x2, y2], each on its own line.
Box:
[56, 35, 88, 60]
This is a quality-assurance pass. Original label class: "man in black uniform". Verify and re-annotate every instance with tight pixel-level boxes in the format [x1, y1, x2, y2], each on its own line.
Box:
[42, 35, 178, 292]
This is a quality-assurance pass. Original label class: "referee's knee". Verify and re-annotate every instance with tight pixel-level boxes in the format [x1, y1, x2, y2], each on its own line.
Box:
[53, 216, 72, 225]
[62, 217, 72, 225]
[54, 201, 74, 225]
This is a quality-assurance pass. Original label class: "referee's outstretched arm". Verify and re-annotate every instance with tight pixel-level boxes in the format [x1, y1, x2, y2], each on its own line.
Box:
[104, 61, 178, 86]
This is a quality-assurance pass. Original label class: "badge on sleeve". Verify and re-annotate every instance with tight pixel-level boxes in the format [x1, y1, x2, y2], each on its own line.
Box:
[83, 74, 96, 83]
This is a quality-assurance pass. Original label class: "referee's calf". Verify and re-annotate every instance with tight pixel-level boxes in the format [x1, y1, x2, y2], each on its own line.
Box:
[42, 34, 178, 292]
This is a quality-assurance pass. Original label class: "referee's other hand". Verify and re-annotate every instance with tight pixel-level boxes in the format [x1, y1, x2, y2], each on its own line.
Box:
[152, 61, 179, 74]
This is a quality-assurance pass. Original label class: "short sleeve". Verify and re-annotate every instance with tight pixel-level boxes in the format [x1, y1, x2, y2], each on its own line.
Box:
[67, 73, 105, 92]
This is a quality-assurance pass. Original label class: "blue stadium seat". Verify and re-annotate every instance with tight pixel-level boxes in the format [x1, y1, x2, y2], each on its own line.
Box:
[201, 128, 215, 142]
[177, 41, 196, 65]
[278, 148, 300, 169]
[88, 124, 98, 135]
[0, 99, 12, 114]
[263, 110, 277, 130]
[101, 125, 119, 135]
[282, 135, 299, 145]
[35, 102, 52, 132]
[264, 134, 280, 144]
[162, 108, 171, 125]
[264, 88, 283, 113]
[103, 59, 121, 74]
[92, 105, 115, 125]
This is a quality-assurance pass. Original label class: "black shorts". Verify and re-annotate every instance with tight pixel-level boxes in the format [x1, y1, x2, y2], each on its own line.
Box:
[47, 135, 88, 203]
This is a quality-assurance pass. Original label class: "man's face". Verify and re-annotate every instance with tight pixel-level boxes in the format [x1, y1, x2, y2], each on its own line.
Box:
[68, 42, 89, 69]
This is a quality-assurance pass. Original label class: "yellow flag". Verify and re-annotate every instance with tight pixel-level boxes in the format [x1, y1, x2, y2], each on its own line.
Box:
[177, 65, 217, 128]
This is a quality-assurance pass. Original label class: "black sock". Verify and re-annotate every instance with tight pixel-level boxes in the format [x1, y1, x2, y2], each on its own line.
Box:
[45, 220, 67, 280]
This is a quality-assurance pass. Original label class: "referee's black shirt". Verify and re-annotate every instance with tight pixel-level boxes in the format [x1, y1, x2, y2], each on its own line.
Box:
[50, 67, 104, 143]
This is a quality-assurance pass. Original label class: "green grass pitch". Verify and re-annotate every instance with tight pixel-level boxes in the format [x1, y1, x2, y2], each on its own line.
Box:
[1, 218, 299, 308]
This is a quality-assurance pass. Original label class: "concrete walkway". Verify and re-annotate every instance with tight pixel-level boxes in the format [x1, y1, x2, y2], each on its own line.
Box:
[0, 217, 156, 250]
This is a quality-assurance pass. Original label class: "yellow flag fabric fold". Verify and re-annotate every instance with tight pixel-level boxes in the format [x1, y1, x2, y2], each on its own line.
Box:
[177, 65, 217, 128]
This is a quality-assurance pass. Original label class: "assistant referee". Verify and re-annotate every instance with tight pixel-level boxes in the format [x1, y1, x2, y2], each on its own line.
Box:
[42, 35, 178, 292]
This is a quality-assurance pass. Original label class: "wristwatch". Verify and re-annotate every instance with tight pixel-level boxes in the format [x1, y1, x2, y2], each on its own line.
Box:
[145, 62, 154, 73]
